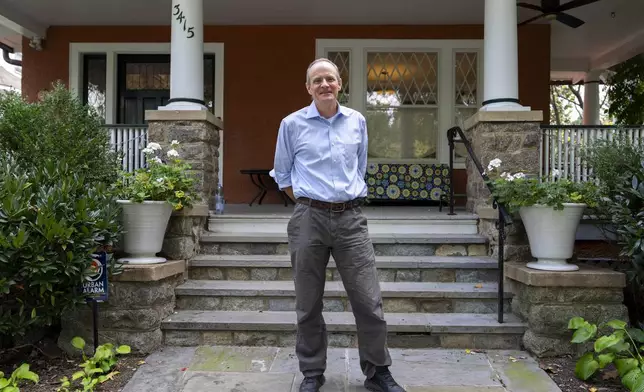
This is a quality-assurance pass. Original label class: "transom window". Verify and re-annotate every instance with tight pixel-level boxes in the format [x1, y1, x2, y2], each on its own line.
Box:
[317, 39, 482, 166]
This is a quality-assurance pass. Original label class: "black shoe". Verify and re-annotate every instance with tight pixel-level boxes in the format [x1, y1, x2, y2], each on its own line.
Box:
[364, 369, 406, 392]
[299, 375, 325, 392]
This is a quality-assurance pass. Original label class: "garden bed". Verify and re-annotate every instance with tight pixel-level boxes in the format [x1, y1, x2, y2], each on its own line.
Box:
[539, 355, 626, 392]
[0, 336, 145, 392]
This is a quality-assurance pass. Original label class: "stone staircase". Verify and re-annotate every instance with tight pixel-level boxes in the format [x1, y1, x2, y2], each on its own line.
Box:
[161, 207, 526, 349]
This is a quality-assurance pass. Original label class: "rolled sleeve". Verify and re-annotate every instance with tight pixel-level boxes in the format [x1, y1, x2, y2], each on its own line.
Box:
[357, 114, 368, 179]
[273, 120, 294, 190]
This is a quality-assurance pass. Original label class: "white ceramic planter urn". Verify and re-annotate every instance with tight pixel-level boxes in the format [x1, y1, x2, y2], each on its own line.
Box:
[519, 203, 586, 272]
[117, 200, 173, 264]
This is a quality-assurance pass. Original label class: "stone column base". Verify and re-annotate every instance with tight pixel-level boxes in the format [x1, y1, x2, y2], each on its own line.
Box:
[58, 260, 185, 355]
[163, 204, 209, 262]
[506, 263, 628, 357]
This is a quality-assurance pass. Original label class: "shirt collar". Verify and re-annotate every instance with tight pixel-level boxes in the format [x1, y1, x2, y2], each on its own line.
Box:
[305, 101, 350, 119]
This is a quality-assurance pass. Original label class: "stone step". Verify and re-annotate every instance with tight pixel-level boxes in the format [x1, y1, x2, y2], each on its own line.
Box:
[161, 310, 526, 350]
[189, 254, 498, 283]
[200, 233, 489, 257]
[174, 280, 511, 314]
[208, 214, 478, 235]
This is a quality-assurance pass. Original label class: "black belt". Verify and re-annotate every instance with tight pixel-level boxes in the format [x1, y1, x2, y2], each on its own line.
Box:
[296, 197, 365, 212]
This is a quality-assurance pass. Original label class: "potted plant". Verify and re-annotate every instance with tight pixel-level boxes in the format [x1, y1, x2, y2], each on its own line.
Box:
[113, 140, 197, 264]
[485, 159, 598, 272]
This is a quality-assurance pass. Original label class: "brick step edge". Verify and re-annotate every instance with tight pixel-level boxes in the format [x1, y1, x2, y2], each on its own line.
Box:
[161, 310, 525, 334]
[175, 280, 513, 299]
[200, 233, 488, 244]
[190, 255, 497, 269]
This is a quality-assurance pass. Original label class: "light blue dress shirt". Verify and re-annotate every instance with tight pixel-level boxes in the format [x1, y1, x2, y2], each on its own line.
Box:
[272, 101, 368, 203]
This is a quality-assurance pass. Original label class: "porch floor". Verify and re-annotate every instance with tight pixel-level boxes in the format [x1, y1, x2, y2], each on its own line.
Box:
[215, 204, 473, 220]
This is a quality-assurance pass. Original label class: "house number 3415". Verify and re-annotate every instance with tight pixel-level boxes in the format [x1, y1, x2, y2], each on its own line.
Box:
[173, 4, 195, 39]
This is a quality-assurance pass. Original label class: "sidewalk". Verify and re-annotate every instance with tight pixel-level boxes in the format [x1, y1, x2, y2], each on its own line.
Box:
[122, 345, 562, 392]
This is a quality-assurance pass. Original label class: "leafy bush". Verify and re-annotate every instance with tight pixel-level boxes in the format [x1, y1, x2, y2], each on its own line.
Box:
[57, 337, 130, 392]
[0, 83, 119, 186]
[0, 152, 121, 342]
[582, 138, 644, 325]
[569, 317, 644, 391]
[114, 140, 197, 210]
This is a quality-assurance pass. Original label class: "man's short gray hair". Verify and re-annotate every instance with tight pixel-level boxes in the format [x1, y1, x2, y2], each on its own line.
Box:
[306, 58, 341, 84]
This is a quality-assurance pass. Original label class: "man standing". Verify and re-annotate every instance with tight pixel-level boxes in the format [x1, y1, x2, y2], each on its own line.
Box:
[272, 58, 406, 392]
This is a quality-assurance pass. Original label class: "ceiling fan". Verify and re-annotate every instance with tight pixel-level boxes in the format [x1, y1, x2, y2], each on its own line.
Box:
[518, 0, 601, 28]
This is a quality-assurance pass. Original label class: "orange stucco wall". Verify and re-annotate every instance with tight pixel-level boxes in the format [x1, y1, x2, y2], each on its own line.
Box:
[22, 25, 550, 204]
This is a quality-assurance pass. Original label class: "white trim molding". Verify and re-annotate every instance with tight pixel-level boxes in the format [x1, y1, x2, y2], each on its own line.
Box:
[316, 39, 483, 169]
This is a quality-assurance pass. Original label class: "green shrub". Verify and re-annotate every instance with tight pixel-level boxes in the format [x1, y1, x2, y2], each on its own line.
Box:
[0, 152, 121, 342]
[0, 83, 119, 186]
[582, 137, 644, 325]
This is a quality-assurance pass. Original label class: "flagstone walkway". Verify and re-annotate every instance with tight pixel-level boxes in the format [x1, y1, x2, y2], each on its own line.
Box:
[121, 345, 562, 392]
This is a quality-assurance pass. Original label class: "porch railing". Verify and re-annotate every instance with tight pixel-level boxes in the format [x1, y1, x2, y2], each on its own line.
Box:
[103, 124, 149, 173]
[540, 125, 644, 182]
[447, 126, 511, 324]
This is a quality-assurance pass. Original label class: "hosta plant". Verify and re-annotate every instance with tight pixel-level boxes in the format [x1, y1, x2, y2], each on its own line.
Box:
[113, 140, 197, 210]
[57, 336, 131, 392]
[569, 316, 644, 391]
[0, 364, 39, 391]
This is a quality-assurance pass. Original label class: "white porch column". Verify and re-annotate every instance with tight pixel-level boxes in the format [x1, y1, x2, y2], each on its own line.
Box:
[583, 70, 602, 125]
[161, 0, 206, 111]
[480, 0, 530, 111]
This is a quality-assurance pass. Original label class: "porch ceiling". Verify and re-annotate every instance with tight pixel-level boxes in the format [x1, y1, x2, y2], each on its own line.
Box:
[1, 0, 642, 75]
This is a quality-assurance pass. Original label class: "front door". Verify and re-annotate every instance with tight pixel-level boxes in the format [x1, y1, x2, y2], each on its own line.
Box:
[117, 54, 217, 124]
[117, 55, 171, 124]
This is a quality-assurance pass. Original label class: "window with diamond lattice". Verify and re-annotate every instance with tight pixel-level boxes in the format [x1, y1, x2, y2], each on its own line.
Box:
[454, 52, 479, 159]
[366, 52, 439, 160]
[326, 51, 350, 105]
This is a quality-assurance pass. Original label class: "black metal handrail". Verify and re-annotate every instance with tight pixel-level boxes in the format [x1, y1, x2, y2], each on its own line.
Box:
[446, 126, 512, 324]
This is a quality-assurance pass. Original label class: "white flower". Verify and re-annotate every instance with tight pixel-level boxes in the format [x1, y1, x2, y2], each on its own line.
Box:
[151, 157, 162, 164]
[147, 142, 162, 151]
[171, 140, 180, 147]
[513, 172, 526, 180]
[156, 178, 164, 183]
[167, 149, 180, 158]
[551, 169, 561, 179]
[487, 158, 502, 172]
[142, 147, 154, 155]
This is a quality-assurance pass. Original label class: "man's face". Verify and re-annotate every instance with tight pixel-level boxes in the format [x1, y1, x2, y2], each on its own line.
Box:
[306, 62, 342, 105]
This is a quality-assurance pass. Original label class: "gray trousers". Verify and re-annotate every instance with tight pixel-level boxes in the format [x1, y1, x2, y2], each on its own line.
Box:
[287, 203, 392, 379]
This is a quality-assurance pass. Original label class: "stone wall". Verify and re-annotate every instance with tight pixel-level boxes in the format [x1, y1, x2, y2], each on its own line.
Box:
[146, 110, 223, 207]
[506, 263, 628, 357]
[58, 261, 185, 355]
[463, 111, 543, 261]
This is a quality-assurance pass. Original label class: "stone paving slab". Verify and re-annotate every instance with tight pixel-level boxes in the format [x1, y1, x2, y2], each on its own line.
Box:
[121, 345, 562, 392]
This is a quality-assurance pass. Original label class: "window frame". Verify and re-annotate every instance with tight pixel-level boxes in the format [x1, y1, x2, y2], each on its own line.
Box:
[316, 39, 483, 168]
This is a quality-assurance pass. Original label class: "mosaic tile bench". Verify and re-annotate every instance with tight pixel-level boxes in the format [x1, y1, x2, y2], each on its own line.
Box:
[365, 162, 452, 202]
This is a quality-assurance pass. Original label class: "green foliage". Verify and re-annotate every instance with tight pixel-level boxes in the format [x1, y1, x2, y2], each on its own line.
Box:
[57, 337, 131, 392]
[0, 83, 120, 186]
[0, 152, 121, 340]
[581, 136, 644, 192]
[0, 363, 39, 391]
[582, 137, 644, 324]
[569, 317, 644, 391]
[484, 158, 598, 214]
[607, 55, 644, 126]
[549, 84, 612, 126]
[113, 140, 198, 210]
